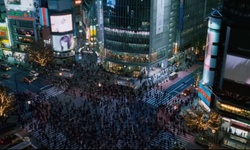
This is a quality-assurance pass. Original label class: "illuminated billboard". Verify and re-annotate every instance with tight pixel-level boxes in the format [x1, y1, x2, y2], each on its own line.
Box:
[5, 0, 39, 10]
[50, 14, 73, 33]
[224, 54, 250, 85]
[227, 27, 250, 57]
[6, 0, 21, 5]
[52, 34, 74, 52]
[107, 0, 116, 8]
[198, 81, 212, 107]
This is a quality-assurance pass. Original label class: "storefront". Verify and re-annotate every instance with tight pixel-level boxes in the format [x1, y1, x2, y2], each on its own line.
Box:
[221, 117, 250, 149]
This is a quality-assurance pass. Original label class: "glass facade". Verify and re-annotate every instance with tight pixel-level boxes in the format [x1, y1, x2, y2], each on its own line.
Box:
[179, 0, 221, 49]
[102, 0, 170, 77]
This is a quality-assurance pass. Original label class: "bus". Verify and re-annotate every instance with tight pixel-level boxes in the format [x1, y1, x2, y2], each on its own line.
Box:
[169, 72, 178, 80]
[8, 141, 37, 150]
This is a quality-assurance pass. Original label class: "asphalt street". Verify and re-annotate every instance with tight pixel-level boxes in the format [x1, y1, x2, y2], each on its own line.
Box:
[0, 66, 52, 93]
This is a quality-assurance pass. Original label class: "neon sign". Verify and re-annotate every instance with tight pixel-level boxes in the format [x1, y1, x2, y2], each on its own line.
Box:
[7, 10, 34, 21]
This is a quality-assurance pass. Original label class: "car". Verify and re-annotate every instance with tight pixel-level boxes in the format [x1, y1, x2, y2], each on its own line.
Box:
[23, 76, 37, 84]
[29, 70, 39, 77]
[182, 88, 191, 96]
[0, 64, 11, 71]
[1, 73, 11, 79]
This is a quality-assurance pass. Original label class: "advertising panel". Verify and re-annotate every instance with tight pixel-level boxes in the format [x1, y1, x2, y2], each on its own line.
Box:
[227, 27, 250, 57]
[156, 0, 164, 34]
[107, 0, 116, 8]
[50, 14, 73, 33]
[6, 0, 21, 5]
[5, 0, 39, 10]
[52, 34, 74, 52]
[224, 54, 250, 85]
[39, 8, 49, 27]
[198, 81, 212, 107]
[7, 10, 34, 21]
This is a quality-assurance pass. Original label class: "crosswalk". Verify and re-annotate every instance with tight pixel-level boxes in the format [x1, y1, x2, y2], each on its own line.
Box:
[41, 86, 65, 99]
[30, 124, 81, 149]
[150, 131, 191, 149]
[142, 89, 173, 108]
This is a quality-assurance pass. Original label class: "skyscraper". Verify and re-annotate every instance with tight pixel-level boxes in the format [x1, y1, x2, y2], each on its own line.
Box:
[101, 0, 221, 80]
[102, 0, 174, 78]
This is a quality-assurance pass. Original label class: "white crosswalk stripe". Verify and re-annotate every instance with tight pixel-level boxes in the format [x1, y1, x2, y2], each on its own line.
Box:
[150, 131, 190, 149]
[142, 89, 173, 108]
[30, 124, 81, 149]
[41, 86, 65, 99]
[178, 134, 194, 148]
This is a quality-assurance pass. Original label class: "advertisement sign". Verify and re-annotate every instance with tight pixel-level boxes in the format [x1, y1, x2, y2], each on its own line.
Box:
[39, 8, 49, 27]
[6, 0, 21, 5]
[50, 14, 73, 33]
[224, 54, 250, 85]
[52, 34, 74, 52]
[107, 0, 115, 8]
[198, 81, 212, 107]
[227, 27, 250, 57]
[156, 0, 164, 34]
[7, 10, 34, 21]
[5, 0, 39, 10]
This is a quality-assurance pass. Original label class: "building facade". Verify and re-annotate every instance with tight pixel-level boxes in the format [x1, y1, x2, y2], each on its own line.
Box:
[102, 0, 177, 78]
[3, 0, 41, 64]
[198, 0, 250, 149]
[178, 0, 221, 51]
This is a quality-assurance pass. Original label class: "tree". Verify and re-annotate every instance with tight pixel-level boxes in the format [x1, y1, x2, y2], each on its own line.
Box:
[184, 109, 222, 132]
[0, 86, 15, 117]
[25, 40, 53, 67]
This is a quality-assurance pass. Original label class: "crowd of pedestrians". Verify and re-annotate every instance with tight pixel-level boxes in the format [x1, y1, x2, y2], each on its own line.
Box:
[15, 51, 200, 149]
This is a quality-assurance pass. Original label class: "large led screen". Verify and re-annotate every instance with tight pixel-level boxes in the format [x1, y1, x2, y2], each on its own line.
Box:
[224, 54, 250, 85]
[107, 0, 116, 8]
[6, 0, 21, 5]
[52, 34, 74, 52]
[227, 27, 250, 57]
[50, 14, 73, 33]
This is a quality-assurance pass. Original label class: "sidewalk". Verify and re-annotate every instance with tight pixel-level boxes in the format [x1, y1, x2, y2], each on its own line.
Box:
[157, 64, 202, 92]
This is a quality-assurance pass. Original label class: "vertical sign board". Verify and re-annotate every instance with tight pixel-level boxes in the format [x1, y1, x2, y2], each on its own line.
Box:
[198, 81, 212, 107]
[156, 0, 164, 34]
[39, 7, 49, 27]
[202, 14, 222, 86]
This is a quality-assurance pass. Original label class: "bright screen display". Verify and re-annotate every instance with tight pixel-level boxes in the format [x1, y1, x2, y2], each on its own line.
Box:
[6, 0, 21, 5]
[50, 14, 73, 33]
[224, 54, 250, 85]
[107, 0, 116, 8]
[52, 34, 74, 52]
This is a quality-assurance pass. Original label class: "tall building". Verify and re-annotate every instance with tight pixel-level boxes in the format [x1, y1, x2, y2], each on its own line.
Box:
[198, 0, 250, 149]
[100, 0, 221, 80]
[178, 0, 221, 51]
[102, 0, 176, 78]
[0, 0, 10, 59]
[3, 0, 41, 64]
